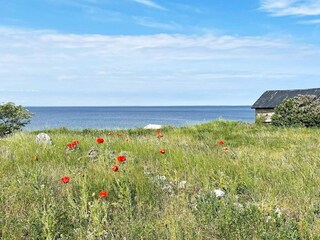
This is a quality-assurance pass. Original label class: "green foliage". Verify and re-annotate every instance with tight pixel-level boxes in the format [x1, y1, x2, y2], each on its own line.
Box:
[272, 95, 320, 128]
[0, 102, 33, 137]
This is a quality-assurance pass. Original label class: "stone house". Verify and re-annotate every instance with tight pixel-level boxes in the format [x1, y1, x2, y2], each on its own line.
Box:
[251, 88, 320, 123]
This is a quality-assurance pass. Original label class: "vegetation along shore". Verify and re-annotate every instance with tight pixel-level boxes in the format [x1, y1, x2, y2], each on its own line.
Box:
[1, 120, 320, 239]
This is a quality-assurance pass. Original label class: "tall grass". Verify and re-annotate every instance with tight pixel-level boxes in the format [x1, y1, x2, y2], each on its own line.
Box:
[0, 121, 320, 239]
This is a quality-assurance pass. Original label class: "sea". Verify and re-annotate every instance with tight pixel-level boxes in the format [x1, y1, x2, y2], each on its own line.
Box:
[25, 106, 255, 130]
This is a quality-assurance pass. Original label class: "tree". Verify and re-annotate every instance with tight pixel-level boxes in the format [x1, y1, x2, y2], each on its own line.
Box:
[272, 95, 320, 128]
[0, 102, 33, 137]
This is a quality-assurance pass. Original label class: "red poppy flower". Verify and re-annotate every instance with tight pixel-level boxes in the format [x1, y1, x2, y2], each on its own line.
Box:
[219, 140, 224, 145]
[96, 138, 104, 144]
[160, 149, 166, 154]
[66, 143, 74, 149]
[156, 129, 161, 133]
[72, 140, 79, 145]
[117, 133, 122, 137]
[99, 190, 108, 198]
[117, 155, 126, 162]
[112, 165, 119, 172]
[61, 176, 70, 184]
[108, 131, 114, 135]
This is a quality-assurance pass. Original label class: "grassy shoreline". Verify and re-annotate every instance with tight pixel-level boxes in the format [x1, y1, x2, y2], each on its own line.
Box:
[1, 120, 320, 239]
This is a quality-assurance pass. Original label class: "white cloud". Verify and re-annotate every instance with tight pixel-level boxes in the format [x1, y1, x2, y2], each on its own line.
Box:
[133, 0, 166, 10]
[0, 26, 319, 106]
[261, 0, 320, 16]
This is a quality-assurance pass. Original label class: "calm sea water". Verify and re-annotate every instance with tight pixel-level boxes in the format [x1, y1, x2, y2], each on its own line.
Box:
[25, 106, 254, 130]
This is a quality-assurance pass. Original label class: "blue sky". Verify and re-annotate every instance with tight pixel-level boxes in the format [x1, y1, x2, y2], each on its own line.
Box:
[0, 0, 319, 106]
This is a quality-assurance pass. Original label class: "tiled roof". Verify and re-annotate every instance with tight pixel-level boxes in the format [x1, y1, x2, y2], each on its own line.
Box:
[252, 88, 320, 109]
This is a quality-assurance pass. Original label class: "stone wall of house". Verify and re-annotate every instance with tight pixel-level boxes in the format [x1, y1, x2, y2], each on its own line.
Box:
[255, 109, 275, 123]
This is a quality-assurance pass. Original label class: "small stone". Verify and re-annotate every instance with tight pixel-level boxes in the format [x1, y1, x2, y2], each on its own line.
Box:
[212, 189, 226, 198]
[88, 147, 99, 160]
[35, 133, 52, 145]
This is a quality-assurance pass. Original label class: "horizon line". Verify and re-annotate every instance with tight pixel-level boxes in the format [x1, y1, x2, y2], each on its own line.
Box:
[25, 104, 252, 107]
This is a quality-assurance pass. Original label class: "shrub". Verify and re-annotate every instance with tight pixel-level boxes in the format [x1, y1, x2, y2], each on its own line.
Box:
[0, 102, 33, 137]
[272, 95, 320, 128]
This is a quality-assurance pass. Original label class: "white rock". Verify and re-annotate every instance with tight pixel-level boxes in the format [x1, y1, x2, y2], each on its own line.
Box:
[212, 189, 226, 198]
[143, 124, 162, 130]
[35, 133, 52, 145]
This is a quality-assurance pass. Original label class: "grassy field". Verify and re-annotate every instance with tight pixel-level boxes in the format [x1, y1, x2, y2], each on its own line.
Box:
[0, 121, 320, 239]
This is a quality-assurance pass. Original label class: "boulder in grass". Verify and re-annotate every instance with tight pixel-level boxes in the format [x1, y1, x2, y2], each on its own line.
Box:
[35, 133, 52, 145]
[212, 189, 226, 198]
[143, 124, 162, 130]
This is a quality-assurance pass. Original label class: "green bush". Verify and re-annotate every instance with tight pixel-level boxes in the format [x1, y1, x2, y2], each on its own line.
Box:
[272, 95, 320, 128]
[0, 102, 33, 137]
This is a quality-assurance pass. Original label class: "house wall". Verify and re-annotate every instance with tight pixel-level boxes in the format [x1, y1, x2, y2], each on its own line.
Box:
[255, 109, 274, 123]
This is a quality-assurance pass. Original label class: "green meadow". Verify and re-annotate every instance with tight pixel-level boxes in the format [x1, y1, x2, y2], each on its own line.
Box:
[1, 121, 320, 239]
